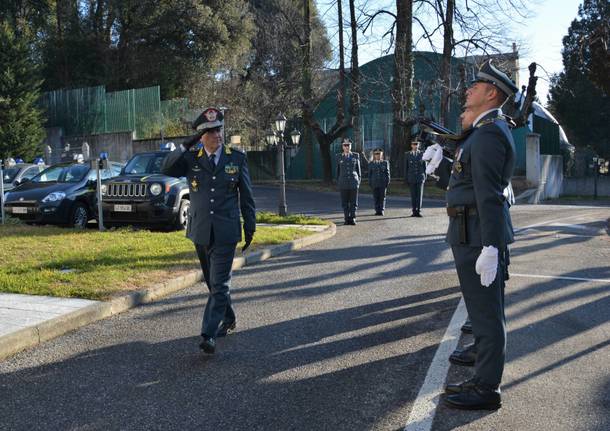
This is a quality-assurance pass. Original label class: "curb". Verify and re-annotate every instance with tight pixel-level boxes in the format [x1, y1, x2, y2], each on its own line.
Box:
[0, 223, 336, 361]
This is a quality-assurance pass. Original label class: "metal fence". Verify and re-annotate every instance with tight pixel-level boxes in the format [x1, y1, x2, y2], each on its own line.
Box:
[40, 86, 187, 139]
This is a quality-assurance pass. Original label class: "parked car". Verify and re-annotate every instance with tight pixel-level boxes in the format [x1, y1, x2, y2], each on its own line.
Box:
[2, 162, 46, 205]
[100, 150, 190, 230]
[3, 159, 122, 228]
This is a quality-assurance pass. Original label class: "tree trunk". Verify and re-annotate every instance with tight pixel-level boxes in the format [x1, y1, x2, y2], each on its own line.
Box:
[439, 0, 455, 125]
[301, 0, 314, 178]
[391, 0, 414, 174]
[348, 0, 361, 152]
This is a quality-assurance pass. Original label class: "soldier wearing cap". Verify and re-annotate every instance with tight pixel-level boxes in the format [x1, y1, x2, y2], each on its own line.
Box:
[404, 140, 426, 217]
[443, 60, 518, 410]
[161, 107, 256, 355]
[368, 148, 390, 215]
[336, 138, 361, 225]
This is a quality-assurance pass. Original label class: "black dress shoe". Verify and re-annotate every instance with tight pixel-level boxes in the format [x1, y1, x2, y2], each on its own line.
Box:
[415, 212, 423, 217]
[449, 344, 477, 366]
[445, 377, 478, 394]
[350, 219, 357, 225]
[199, 336, 216, 354]
[461, 321, 473, 334]
[410, 213, 417, 217]
[217, 321, 236, 337]
[445, 385, 501, 410]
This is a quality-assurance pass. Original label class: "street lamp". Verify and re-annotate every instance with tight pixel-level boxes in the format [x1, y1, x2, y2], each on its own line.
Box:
[265, 113, 300, 217]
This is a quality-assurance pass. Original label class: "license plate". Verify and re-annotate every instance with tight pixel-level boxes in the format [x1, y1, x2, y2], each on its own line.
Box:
[114, 204, 133, 212]
[12, 207, 28, 214]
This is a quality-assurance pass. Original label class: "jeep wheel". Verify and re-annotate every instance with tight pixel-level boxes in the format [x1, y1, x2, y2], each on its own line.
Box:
[175, 199, 190, 230]
[70, 203, 89, 229]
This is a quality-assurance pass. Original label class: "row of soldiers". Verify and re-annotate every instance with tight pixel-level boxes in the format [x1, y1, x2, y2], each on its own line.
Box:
[336, 139, 427, 225]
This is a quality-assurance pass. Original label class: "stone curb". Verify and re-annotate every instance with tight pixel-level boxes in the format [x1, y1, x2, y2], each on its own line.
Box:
[0, 223, 336, 361]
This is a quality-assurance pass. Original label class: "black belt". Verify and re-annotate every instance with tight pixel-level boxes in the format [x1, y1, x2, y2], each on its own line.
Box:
[446, 206, 477, 217]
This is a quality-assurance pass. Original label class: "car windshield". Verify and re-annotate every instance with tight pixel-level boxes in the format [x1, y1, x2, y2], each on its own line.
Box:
[2, 167, 20, 183]
[124, 154, 166, 175]
[31, 164, 90, 183]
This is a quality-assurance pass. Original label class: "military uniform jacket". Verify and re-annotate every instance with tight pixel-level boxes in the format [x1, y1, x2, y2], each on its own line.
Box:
[161, 145, 256, 246]
[405, 151, 426, 184]
[336, 152, 361, 189]
[368, 160, 390, 188]
[446, 112, 515, 248]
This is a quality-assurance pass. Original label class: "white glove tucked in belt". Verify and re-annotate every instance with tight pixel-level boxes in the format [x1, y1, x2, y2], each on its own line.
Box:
[475, 245, 498, 287]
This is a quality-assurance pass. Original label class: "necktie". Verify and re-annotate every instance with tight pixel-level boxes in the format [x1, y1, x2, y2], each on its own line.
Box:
[209, 153, 216, 168]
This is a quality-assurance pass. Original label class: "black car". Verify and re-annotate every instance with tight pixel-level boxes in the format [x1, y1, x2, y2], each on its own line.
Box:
[4, 160, 122, 228]
[100, 151, 190, 230]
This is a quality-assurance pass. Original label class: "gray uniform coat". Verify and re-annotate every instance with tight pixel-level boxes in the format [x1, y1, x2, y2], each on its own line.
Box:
[336, 152, 361, 189]
[368, 160, 390, 188]
[404, 150, 426, 184]
[161, 145, 256, 246]
[446, 112, 515, 248]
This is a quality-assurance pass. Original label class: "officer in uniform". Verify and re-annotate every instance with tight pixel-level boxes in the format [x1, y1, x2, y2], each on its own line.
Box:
[161, 107, 256, 355]
[336, 138, 361, 225]
[404, 140, 426, 217]
[368, 148, 390, 215]
[443, 60, 518, 410]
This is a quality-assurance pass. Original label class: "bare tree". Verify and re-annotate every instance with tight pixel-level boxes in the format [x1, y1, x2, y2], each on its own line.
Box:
[348, 0, 362, 152]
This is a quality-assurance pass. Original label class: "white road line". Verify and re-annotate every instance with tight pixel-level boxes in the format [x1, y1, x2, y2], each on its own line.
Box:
[514, 213, 600, 233]
[403, 298, 467, 431]
[511, 273, 610, 284]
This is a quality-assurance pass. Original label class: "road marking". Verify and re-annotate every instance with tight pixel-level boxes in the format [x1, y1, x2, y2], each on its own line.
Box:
[514, 213, 600, 233]
[403, 298, 467, 431]
[511, 273, 610, 284]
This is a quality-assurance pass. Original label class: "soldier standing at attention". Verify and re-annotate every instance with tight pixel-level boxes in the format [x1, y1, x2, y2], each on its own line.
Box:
[162, 107, 256, 355]
[368, 148, 390, 215]
[404, 140, 426, 217]
[443, 60, 518, 410]
[336, 138, 361, 225]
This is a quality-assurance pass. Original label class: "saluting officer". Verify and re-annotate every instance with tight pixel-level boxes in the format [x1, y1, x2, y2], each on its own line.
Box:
[404, 140, 426, 217]
[443, 60, 518, 410]
[368, 148, 390, 215]
[336, 138, 361, 225]
[161, 107, 256, 355]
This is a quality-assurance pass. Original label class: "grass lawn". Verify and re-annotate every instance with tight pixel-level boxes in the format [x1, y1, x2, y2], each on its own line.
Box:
[0, 222, 319, 300]
[257, 180, 447, 200]
[256, 211, 326, 225]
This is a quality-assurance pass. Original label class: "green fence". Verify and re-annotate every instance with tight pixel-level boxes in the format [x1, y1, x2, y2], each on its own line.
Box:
[533, 116, 560, 155]
[40, 86, 186, 139]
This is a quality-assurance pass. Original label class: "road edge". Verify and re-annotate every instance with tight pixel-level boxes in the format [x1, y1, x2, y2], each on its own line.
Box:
[0, 222, 336, 361]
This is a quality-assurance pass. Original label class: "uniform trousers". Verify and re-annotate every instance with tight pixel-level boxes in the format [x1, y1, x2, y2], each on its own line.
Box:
[195, 229, 236, 338]
[372, 187, 387, 213]
[340, 188, 359, 220]
[451, 244, 507, 388]
[409, 182, 424, 214]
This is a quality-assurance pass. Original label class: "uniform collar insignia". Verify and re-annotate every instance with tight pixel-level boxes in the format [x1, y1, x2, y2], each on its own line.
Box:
[225, 146, 232, 155]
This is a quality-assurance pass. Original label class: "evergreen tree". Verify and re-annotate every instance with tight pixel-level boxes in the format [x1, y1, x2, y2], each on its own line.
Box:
[0, 20, 45, 161]
[548, 0, 610, 158]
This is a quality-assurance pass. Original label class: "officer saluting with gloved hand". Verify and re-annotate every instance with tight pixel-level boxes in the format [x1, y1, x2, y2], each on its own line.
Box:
[162, 107, 256, 355]
[443, 60, 517, 410]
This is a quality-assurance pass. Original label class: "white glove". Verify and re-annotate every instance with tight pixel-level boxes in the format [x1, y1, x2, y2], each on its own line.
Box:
[475, 246, 498, 287]
[421, 144, 441, 161]
[424, 145, 443, 175]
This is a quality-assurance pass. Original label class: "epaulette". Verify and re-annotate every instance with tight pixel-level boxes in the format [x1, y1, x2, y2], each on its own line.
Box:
[226, 146, 244, 155]
[475, 116, 504, 129]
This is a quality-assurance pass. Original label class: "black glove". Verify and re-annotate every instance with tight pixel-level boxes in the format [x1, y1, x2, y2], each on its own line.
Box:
[183, 131, 204, 151]
[242, 230, 254, 253]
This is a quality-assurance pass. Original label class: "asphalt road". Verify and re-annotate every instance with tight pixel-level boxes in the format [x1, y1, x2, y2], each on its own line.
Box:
[1, 186, 608, 431]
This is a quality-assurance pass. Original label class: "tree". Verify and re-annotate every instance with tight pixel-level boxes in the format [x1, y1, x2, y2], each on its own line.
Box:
[548, 0, 610, 158]
[0, 20, 45, 161]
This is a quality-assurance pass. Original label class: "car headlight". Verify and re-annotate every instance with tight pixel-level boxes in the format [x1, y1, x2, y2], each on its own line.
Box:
[100, 184, 107, 195]
[150, 183, 162, 196]
[41, 191, 66, 203]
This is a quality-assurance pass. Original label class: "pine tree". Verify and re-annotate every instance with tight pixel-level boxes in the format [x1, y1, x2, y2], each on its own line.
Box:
[548, 0, 610, 158]
[0, 21, 45, 161]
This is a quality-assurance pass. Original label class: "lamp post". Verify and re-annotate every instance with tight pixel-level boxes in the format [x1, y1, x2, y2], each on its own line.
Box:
[265, 113, 300, 216]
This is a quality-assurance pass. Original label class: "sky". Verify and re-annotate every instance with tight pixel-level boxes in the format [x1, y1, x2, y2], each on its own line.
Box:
[315, 0, 583, 104]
